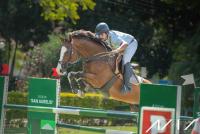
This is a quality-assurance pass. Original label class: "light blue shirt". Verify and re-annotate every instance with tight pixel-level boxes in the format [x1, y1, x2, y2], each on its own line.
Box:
[106, 30, 134, 49]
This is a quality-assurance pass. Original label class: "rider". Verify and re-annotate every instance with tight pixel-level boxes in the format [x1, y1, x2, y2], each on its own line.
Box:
[95, 22, 138, 92]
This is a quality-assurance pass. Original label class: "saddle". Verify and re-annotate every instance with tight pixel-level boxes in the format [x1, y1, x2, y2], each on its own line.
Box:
[114, 54, 140, 84]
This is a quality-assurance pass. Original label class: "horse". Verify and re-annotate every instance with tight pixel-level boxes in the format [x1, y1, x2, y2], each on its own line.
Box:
[56, 30, 151, 104]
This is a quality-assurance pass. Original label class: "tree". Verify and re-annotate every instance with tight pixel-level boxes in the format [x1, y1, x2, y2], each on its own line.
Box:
[39, 0, 96, 23]
[0, 0, 96, 78]
[152, 0, 200, 82]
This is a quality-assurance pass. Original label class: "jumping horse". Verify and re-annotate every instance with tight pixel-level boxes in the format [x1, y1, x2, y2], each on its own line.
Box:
[56, 30, 151, 104]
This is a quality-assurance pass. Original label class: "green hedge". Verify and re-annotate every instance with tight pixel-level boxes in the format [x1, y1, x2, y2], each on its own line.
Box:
[6, 92, 133, 126]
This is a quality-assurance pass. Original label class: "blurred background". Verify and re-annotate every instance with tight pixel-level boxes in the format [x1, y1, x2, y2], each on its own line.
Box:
[0, 0, 200, 133]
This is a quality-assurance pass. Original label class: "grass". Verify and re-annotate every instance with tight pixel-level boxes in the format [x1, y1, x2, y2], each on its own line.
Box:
[4, 126, 137, 134]
[57, 126, 137, 134]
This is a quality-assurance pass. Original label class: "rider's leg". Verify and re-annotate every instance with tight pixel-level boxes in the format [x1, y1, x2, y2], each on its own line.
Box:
[122, 39, 138, 92]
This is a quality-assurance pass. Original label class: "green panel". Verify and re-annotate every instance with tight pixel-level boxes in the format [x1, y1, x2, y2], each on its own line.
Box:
[0, 76, 5, 128]
[28, 77, 57, 134]
[28, 77, 57, 119]
[140, 84, 178, 108]
[138, 84, 180, 134]
[0, 77, 4, 111]
[28, 77, 57, 107]
[193, 87, 200, 118]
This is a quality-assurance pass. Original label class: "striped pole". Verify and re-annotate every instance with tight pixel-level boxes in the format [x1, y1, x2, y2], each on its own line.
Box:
[59, 106, 138, 119]
[0, 76, 9, 134]
[59, 105, 106, 111]
[57, 123, 136, 134]
[180, 116, 194, 120]
[4, 104, 138, 119]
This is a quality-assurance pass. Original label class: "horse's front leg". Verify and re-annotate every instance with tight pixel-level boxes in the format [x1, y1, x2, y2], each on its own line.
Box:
[67, 71, 82, 94]
[68, 71, 89, 96]
[68, 71, 99, 94]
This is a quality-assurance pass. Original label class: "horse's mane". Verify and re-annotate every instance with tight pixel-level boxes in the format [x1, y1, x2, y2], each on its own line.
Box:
[69, 30, 112, 51]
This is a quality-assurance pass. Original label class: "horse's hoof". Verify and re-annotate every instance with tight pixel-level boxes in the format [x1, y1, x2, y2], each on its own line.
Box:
[72, 89, 79, 94]
[77, 90, 85, 98]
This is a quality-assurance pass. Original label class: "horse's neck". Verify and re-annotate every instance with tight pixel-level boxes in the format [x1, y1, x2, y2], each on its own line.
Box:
[74, 39, 107, 57]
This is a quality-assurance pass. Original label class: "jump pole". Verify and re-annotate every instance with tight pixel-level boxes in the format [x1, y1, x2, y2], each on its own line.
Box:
[193, 87, 200, 118]
[4, 104, 138, 119]
[0, 76, 9, 134]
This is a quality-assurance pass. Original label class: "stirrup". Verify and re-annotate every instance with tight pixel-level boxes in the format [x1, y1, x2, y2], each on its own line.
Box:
[121, 84, 132, 93]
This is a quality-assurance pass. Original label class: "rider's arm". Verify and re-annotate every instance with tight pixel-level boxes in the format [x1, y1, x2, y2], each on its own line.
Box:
[110, 33, 128, 53]
[114, 42, 128, 53]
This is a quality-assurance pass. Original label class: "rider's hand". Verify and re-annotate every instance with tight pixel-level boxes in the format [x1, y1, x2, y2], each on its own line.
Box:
[112, 49, 120, 53]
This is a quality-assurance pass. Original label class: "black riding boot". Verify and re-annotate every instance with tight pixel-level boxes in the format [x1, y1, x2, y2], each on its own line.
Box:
[121, 62, 133, 93]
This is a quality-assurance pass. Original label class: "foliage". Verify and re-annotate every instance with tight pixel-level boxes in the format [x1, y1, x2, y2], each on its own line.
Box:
[0, 0, 95, 48]
[168, 27, 200, 85]
[39, 0, 96, 23]
[0, 43, 10, 63]
[0, 0, 52, 47]
[25, 34, 61, 77]
[24, 33, 84, 90]
[153, 0, 200, 81]
[0, 0, 96, 80]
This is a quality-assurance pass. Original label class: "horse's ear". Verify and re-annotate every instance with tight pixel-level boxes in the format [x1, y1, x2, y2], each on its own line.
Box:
[86, 31, 95, 37]
[68, 33, 72, 41]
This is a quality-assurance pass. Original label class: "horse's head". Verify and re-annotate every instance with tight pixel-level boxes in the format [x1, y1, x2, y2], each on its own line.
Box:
[56, 34, 80, 76]
[56, 30, 112, 76]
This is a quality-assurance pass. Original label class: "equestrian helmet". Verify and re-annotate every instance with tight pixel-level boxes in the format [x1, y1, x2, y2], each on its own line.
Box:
[95, 22, 110, 36]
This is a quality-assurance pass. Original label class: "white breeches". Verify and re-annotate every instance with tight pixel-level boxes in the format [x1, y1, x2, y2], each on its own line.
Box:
[123, 39, 138, 64]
